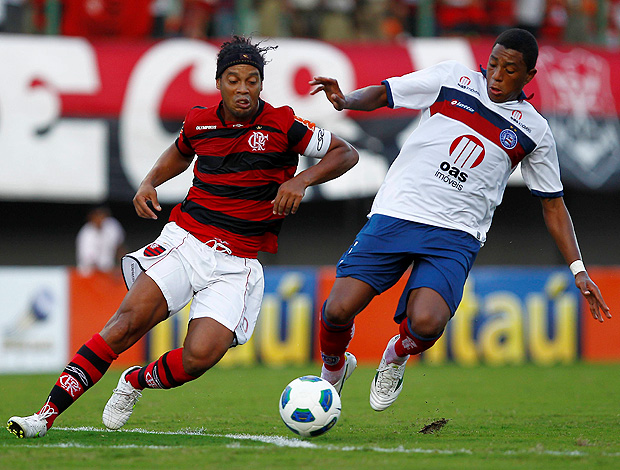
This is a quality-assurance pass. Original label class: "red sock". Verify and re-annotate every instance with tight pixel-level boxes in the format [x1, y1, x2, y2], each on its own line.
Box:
[394, 319, 443, 357]
[319, 304, 355, 371]
[126, 348, 197, 390]
[41, 333, 118, 428]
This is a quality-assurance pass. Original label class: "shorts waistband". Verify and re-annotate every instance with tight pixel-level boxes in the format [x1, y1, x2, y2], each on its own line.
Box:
[204, 239, 232, 255]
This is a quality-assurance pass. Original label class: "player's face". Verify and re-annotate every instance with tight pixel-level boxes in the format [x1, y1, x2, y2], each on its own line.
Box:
[486, 44, 536, 103]
[217, 65, 263, 122]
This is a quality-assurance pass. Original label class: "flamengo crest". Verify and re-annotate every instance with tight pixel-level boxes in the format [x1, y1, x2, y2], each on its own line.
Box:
[248, 131, 268, 151]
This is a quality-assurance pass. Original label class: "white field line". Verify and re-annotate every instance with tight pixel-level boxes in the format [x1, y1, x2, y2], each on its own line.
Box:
[1, 426, 617, 458]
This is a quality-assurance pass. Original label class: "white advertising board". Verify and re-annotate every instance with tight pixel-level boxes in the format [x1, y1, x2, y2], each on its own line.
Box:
[0, 267, 68, 373]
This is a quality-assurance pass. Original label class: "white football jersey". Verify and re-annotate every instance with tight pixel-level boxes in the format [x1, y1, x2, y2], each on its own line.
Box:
[370, 60, 563, 243]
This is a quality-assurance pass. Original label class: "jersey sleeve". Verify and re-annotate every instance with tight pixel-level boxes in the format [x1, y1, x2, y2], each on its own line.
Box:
[520, 125, 564, 197]
[175, 109, 196, 157]
[288, 115, 332, 158]
[384, 61, 456, 110]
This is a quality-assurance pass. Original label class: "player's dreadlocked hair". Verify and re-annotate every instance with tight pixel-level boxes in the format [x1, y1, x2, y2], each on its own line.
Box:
[494, 28, 539, 71]
[215, 35, 278, 80]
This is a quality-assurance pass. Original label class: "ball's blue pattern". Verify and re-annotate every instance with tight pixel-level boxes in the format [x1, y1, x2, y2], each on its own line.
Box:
[280, 385, 292, 408]
[291, 408, 315, 423]
[318, 389, 333, 412]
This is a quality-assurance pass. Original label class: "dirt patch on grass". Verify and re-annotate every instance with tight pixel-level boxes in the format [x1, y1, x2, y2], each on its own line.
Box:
[419, 418, 449, 434]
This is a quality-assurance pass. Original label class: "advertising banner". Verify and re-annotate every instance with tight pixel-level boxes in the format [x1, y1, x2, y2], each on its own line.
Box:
[0, 267, 69, 373]
[1, 265, 616, 373]
[2, 35, 620, 206]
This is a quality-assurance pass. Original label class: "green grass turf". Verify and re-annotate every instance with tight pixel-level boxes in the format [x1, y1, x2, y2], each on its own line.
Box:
[1, 363, 619, 469]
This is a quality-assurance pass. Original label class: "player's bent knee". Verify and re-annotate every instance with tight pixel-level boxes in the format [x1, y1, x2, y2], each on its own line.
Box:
[100, 312, 146, 353]
[408, 310, 449, 338]
[323, 300, 356, 326]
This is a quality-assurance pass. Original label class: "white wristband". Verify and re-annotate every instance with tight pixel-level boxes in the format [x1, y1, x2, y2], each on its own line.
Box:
[569, 260, 586, 276]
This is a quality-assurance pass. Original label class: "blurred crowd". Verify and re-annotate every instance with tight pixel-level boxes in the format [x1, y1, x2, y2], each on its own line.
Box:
[1, 0, 620, 45]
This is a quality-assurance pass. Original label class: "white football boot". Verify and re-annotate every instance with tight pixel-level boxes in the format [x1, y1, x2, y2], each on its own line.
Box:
[7, 413, 50, 438]
[322, 352, 357, 396]
[370, 335, 409, 411]
[102, 366, 142, 430]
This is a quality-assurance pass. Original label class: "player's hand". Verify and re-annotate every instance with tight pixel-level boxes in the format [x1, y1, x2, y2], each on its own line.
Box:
[272, 178, 307, 216]
[575, 272, 611, 322]
[133, 183, 162, 219]
[309, 76, 347, 111]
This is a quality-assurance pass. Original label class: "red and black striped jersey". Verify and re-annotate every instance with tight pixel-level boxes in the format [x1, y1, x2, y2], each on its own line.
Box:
[170, 99, 316, 258]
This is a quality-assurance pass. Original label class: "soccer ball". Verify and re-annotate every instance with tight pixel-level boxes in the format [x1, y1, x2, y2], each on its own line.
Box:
[278, 375, 341, 438]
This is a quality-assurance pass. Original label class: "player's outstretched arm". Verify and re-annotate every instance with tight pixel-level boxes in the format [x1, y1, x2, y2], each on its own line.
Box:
[310, 76, 388, 112]
[540, 196, 611, 322]
[272, 135, 358, 216]
[133, 143, 194, 220]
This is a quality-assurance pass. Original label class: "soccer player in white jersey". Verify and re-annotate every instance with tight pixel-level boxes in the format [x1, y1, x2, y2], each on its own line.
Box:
[310, 28, 611, 411]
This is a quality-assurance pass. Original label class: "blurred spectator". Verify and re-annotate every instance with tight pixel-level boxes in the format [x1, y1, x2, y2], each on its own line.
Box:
[387, 0, 420, 37]
[485, 0, 514, 35]
[257, 0, 289, 37]
[287, 0, 321, 38]
[180, 0, 218, 38]
[436, 0, 487, 36]
[61, 0, 153, 38]
[151, 0, 182, 38]
[76, 206, 126, 276]
[564, 0, 597, 43]
[211, 0, 236, 38]
[320, 0, 356, 41]
[608, 0, 620, 45]
[540, 0, 568, 42]
[514, 0, 546, 37]
[355, 0, 392, 40]
[0, 0, 26, 33]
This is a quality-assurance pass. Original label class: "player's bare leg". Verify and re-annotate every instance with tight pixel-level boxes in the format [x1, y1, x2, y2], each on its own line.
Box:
[103, 316, 233, 429]
[320, 277, 376, 395]
[370, 287, 449, 411]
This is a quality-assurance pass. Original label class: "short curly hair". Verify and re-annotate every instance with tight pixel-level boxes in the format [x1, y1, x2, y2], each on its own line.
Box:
[215, 35, 277, 80]
[494, 28, 539, 71]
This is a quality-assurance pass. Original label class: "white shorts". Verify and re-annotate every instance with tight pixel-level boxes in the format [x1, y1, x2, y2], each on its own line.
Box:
[121, 222, 264, 346]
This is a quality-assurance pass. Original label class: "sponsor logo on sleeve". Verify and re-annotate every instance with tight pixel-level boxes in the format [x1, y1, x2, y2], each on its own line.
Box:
[294, 115, 317, 131]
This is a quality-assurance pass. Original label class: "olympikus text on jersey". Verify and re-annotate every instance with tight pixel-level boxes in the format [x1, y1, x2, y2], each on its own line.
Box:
[173, 99, 331, 258]
[372, 60, 563, 244]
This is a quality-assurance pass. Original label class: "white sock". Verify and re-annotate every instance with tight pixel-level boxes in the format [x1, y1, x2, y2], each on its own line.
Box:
[384, 341, 409, 365]
[321, 363, 345, 385]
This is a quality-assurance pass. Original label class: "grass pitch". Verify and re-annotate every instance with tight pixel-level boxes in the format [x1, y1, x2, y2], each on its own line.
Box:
[1, 363, 619, 469]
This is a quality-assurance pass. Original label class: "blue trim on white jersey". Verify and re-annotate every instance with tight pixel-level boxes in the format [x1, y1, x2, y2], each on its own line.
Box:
[382, 79, 395, 109]
[531, 189, 564, 198]
[436, 87, 537, 155]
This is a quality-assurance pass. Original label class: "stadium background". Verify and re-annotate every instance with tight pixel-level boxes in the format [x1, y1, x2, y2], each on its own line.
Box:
[1, 1, 619, 374]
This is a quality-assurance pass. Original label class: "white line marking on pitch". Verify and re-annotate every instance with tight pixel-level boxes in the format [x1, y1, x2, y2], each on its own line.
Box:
[1, 427, 614, 457]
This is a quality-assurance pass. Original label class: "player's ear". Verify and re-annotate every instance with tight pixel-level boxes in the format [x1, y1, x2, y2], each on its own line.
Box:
[524, 68, 536, 86]
[216, 78, 221, 90]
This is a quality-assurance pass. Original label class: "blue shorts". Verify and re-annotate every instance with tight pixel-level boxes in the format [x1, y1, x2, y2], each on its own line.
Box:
[336, 214, 480, 322]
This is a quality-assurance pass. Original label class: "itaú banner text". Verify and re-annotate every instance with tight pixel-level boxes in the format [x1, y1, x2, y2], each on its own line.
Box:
[1, 36, 620, 204]
[0, 265, 618, 373]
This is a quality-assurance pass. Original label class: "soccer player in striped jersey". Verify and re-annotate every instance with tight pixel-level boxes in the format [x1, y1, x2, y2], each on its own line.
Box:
[310, 28, 610, 411]
[6, 35, 358, 438]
